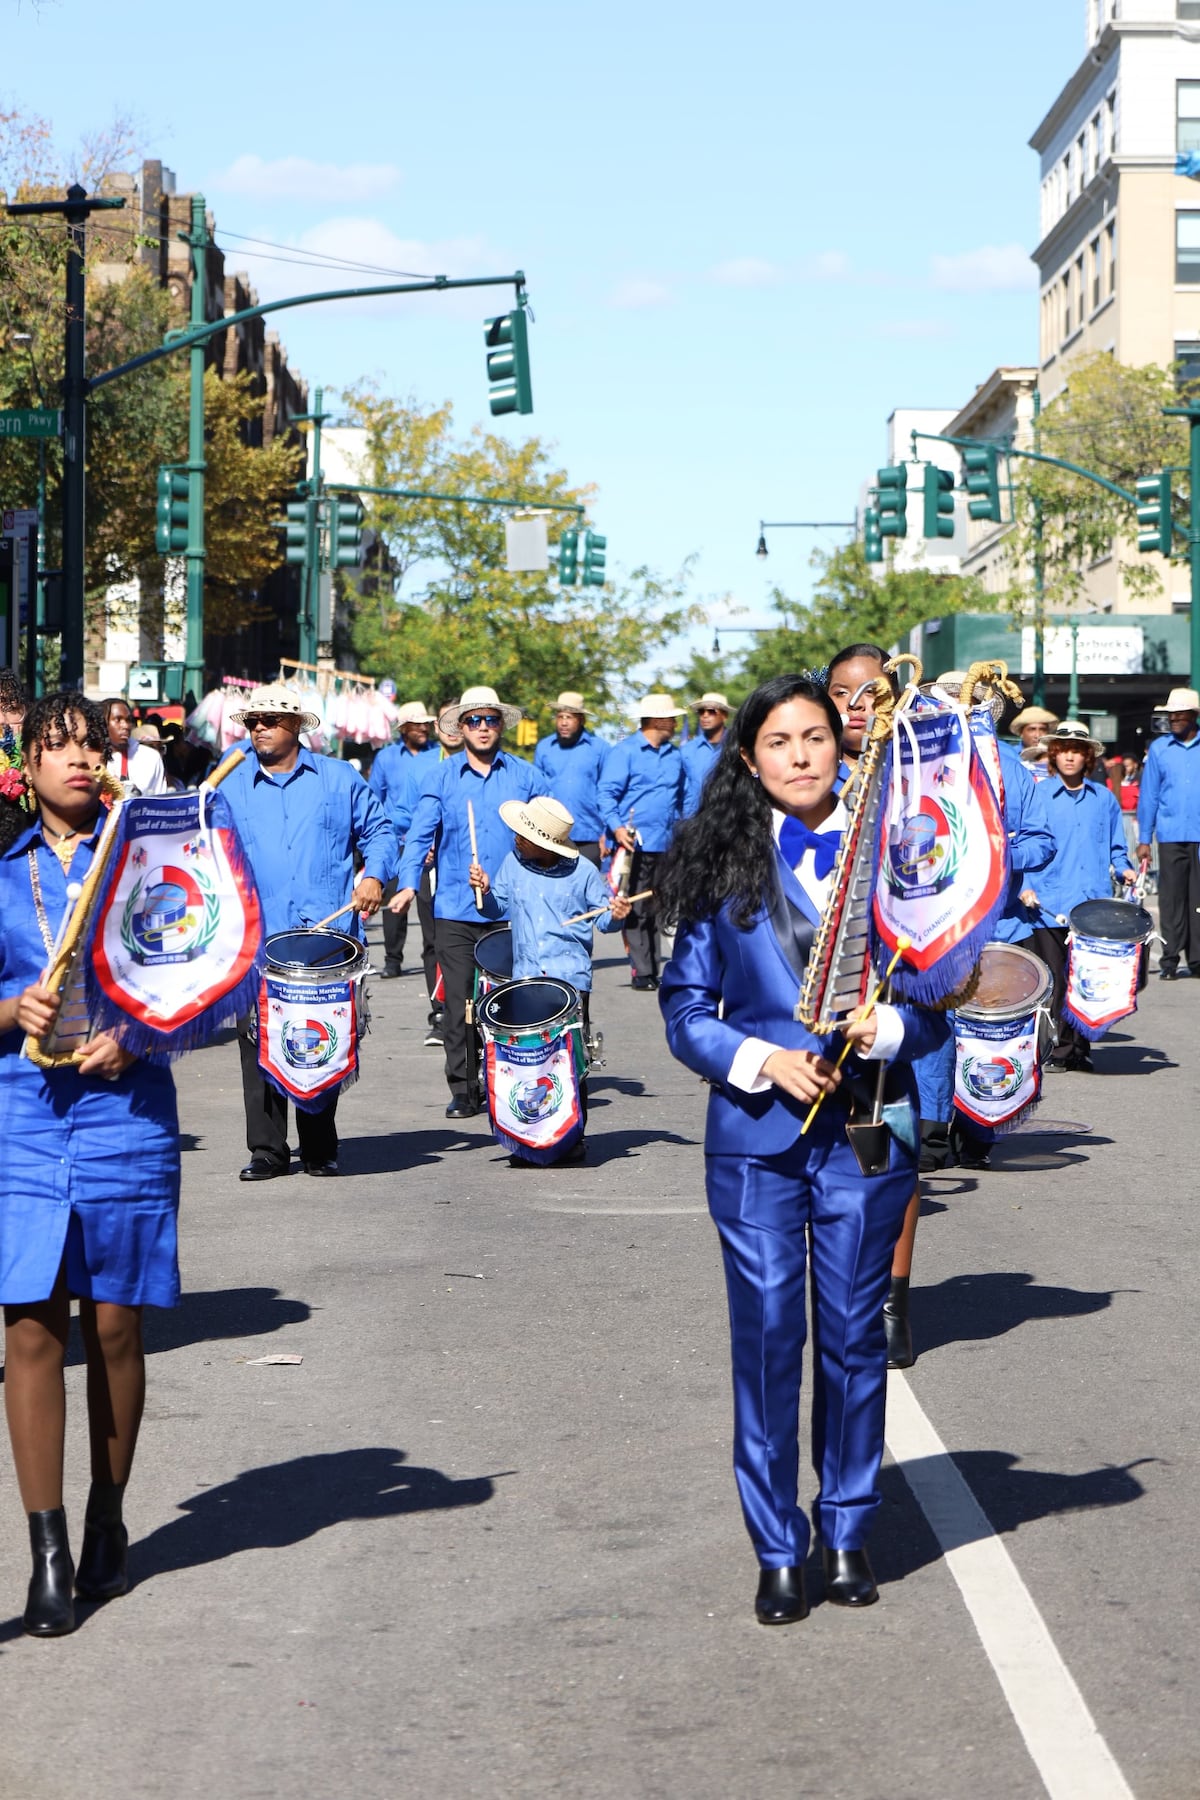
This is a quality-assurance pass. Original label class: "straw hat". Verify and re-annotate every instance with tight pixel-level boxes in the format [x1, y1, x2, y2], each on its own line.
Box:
[634, 691, 687, 719]
[934, 669, 1007, 725]
[1045, 719, 1105, 754]
[499, 795, 579, 860]
[396, 700, 437, 727]
[1153, 686, 1200, 713]
[229, 683, 320, 732]
[438, 685, 523, 735]
[693, 691, 730, 712]
[551, 691, 589, 715]
[1010, 704, 1059, 732]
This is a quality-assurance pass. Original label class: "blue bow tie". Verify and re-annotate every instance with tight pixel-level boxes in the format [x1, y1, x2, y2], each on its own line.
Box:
[779, 815, 842, 881]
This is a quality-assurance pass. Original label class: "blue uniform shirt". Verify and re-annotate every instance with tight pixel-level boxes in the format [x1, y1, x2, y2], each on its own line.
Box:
[368, 740, 440, 849]
[993, 740, 1055, 943]
[1027, 777, 1132, 928]
[222, 746, 395, 939]
[491, 850, 623, 991]
[597, 732, 685, 852]
[533, 730, 608, 842]
[1137, 729, 1200, 844]
[397, 749, 545, 923]
[681, 734, 723, 815]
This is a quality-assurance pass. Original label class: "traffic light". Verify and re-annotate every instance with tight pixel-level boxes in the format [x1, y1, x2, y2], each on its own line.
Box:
[863, 505, 883, 564]
[876, 465, 908, 538]
[484, 307, 533, 416]
[582, 530, 607, 586]
[330, 496, 365, 567]
[963, 445, 1002, 522]
[282, 498, 309, 566]
[515, 717, 539, 748]
[1135, 472, 1173, 556]
[155, 467, 189, 555]
[558, 526, 579, 586]
[923, 465, 956, 540]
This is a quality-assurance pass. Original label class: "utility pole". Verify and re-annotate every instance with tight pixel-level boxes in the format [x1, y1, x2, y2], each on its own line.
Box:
[1031, 389, 1046, 708]
[1164, 401, 1200, 685]
[300, 387, 330, 666]
[184, 193, 208, 696]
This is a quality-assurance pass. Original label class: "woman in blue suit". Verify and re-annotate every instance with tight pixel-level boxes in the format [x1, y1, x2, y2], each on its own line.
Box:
[657, 676, 947, 1624]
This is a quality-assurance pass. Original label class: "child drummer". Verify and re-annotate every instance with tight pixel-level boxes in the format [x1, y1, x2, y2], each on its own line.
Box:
[467, 797, 631, 1152]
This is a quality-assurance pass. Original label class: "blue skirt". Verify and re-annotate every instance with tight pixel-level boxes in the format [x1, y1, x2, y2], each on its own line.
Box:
[0, 1056, 181, 1308]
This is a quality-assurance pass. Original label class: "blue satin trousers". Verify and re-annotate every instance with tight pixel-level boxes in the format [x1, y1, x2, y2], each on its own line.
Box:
[706, 1125, 914, 1568]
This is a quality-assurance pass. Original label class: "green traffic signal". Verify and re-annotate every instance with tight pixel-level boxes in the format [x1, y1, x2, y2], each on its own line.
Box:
[558, 527, 579, 586]
[155, 466, 189, 556]
[962, 445, 1002, 522]
[484, 307, 533, 416]
[876, 465, 908, 538]
[331, 496, 365, 568]
[863, 505, 883, 564]
[923, 465, 956, 540]
[1135, 472, 1173, 556]
[283, 498, 309, 567]
[582, 530, 607, 587]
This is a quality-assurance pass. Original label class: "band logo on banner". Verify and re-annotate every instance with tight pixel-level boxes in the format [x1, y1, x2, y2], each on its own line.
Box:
[485, 1035, 584, 1163]
[953, 1010, 1041, 1134]
[1063, 932, 1141, 1041]
[88, 790, 263, 1056]
[257, 972, 359, 1111]
[873, 707, 1008, 1003]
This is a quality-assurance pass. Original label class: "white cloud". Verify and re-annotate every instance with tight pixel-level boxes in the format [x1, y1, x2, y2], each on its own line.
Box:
[930, 243, 1036, 294]
[803, 249, 851, 281]
[210, 154, 402, 203]
[609, 277, 672, 309]
[708, 256, 781, 288]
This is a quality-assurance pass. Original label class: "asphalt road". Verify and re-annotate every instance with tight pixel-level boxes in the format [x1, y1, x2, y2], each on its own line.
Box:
[0, 925, 1195, 1800]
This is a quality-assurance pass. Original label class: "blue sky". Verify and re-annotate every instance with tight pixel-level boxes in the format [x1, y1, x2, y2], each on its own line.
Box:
[6, 0, 1082, 665]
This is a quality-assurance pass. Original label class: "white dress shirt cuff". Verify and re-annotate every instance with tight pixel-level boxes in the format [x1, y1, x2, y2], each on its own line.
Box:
[727, 1036, 786, 1094]
[859, 1003, 904, 1063]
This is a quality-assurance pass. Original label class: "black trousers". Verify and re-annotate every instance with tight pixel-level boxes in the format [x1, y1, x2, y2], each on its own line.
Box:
[1026, 923, 1087, 1060]
[1156, 841, 1200, 971]
[623, 848, 663, 979]
[238, 1030, 339, 1167]
[381, 864, 437, 986]
[572, 840, 602, 869]
[435, 917, 492, 1099]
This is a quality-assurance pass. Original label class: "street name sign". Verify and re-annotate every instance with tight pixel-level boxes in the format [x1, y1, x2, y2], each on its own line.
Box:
[0, 409, 61, 439]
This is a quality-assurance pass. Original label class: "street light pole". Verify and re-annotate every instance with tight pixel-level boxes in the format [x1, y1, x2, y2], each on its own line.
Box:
[1032, 388, 1047, 708]
[1164, 401, 1200, 684]
[756, 518, 857, 557]
[183, 193, 208, 697]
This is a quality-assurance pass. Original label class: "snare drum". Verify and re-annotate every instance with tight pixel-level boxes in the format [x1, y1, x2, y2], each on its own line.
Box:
[477, 978, 587, 1162]
[953, 941, 1054, 1134]
[957, 941, 1054, 1027]
[256, 929, 370, 1099]
[476, 977, 585, 1072]
[473, 924, 513, 999]
[1066, 897, 1153, 945]
[1063, 897, 1151, 1038]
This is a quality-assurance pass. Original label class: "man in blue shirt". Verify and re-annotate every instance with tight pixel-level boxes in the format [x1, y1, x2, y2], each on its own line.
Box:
[223, 685, 396, 1180]
[680, 691, 729, 815]
[369, 700, 439, 983]
[533, 691, 608, 866]
[1137, 686, 1200, 979]
[597, 692, 687, 990]
[391, 685, 545, 1118]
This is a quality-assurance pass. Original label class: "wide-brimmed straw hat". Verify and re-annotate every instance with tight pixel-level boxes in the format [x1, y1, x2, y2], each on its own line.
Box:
[1046, 719, 1105, 754]
[693, 691, 730, 712]
[1153, 686, 1200, 713]
[229, 683, 321, 733]
[396, 700, 437, 727]
[634, 691, 687, 719]
[438, 685, 523, 735]
[1010, 704, 1059, 732]
[551, 690, 589, 715]
[499, 795, 579, 860]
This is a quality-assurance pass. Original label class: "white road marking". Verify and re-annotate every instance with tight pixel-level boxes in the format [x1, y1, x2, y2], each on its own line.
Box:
[885, 1372, 1135, 1800]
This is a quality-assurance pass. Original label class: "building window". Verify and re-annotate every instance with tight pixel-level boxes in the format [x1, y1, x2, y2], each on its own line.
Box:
[1175, 342, 1200, 389]
[1107, 220, 1117, 295]
[1077, 133, 1087, 194]
[1062, 270, 1072, 339]
[1180, 1, 1200, 19]
[1091, 236, 1102, 310]
[1107, 91, 1117, 156]
[1090, 113, 1101, 177]
[1179, 83, 1200, 154]
[1177, 211, 1200, 283]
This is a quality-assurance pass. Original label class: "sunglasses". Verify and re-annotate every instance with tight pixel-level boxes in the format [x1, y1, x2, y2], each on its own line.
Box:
[461, 713, 503, 729]
[244, 714, 289, 730]
[697, 707, 723, 715]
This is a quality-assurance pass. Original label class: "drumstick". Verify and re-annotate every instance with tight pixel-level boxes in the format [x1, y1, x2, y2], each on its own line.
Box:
[563, 888, 653, 926]
[467, 798, 483, 913]
[800, 936, 911, 1137]
[308, 900, 358, 932]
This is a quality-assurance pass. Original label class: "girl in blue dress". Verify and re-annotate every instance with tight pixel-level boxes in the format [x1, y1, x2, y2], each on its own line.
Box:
[657, 676, 946, 1624]
[0, 693, 181, 1636]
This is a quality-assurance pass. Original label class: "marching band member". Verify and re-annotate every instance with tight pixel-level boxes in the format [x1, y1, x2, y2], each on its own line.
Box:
[657, 676, 947, 1623]
[0, 693, 181, 1634]
[533, 692, 609, 867]
[369, 701, 440, 984]
[826, 644, 894, 793]
[680, 692, 730, 815]
[597, 693, 687, 992]
[1137, 686, 1200, 980]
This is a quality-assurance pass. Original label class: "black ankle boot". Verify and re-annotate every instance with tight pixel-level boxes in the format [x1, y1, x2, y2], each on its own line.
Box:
[883, 1276, 914, 1369]
[75, 1481, 129, 1603]
[23, 1507, 76, 1637]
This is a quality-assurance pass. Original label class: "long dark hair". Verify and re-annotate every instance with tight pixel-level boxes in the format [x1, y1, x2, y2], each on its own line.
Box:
[657, 675, 842, 930]
[0, 691, 107, 854]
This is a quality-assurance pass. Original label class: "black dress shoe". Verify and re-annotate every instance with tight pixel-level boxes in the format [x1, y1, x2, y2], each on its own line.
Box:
[883, 1277, 914, 1369]
[378, 967, 403, 980]
[755, 1565, 808, 1625]
[239, 1157, 287, 1181]
[445, 1095, 481, 1119]
[1160, 967, 1179, 981]
[301, 1160, 339, 1177]
[75, 1482, 128, 1603]
[630, 974, 659, 991]
[822, 1547, 878, 1607]
[24, 1508, 76, 1636]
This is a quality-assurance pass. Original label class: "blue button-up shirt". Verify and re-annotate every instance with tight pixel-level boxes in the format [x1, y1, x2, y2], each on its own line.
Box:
[533, 730, 609, 842]
[397, 749, 546, 923]
[993, 740, 1055, 943]
[490, 850, 624, 991]
[1026, 777, 1131, 928]
[368, 741, 440, 849]
[1137, 729, 1200, 844]
[222, 747, 396, 939]
[597, 732, 685, 852]
[680, 734, 724, 815]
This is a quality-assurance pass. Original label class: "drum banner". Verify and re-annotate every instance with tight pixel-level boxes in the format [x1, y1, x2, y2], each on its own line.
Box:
[873, 708, 1009, 1003]
[967, 708, 1005, 812]
[953, 1010, 1041, 1136]
[1063, 931, 1141, 1040]
[86, 790, 263, 1058]
[485, 1032, 584, 1164]
[257, 972, 359, 1111]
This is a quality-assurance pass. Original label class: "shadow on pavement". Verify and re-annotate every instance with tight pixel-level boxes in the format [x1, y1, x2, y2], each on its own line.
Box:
[1091, 1042, 1176, 1077]
[584, 1128, 699, 1165]
[340, 1127, 496, 1175]
[59, 1287, 312, 1368]
[912, 1269, 1119, 1354]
